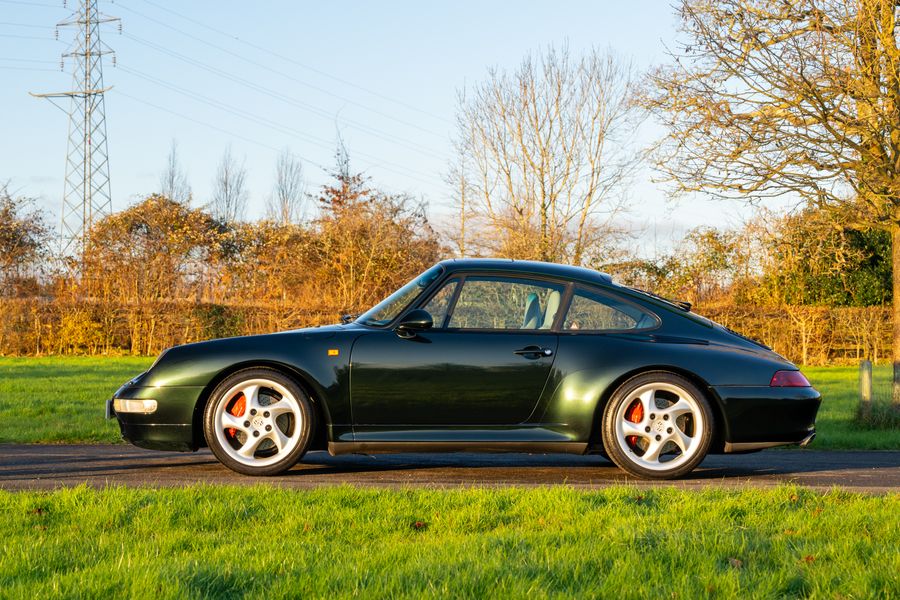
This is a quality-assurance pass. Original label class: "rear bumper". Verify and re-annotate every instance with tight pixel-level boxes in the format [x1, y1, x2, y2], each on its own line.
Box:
[711, 384, 821, 450]
[723, 429, 816, 453]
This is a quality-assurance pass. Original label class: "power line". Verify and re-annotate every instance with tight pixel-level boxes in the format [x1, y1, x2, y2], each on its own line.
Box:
[112, 88, 332, 180]
[115, 66, 443, 187]
[0, 64, 58, 71]
[120, 32, 450, 163]
[0, 21, 53, 29]
[0, 0, 59, 7]
[113, 1, 448, 139]
[136, 0, 453, 125]
[0, 56, 57, 63]
[0, 33, 59, 40]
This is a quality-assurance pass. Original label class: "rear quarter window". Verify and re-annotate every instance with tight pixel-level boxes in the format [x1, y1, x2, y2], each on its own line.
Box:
[564, 289, 657, 331]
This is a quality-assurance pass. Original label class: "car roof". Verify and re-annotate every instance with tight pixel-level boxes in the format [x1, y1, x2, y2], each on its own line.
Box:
[438, 258, 613, 286]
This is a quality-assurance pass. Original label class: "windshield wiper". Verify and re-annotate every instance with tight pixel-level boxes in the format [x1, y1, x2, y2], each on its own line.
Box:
[340, 313, 360, 324]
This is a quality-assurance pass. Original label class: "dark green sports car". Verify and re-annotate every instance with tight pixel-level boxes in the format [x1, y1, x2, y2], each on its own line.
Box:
[108, 259, 821, 479]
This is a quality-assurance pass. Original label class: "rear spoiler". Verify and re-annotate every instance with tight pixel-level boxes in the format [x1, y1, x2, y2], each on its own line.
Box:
[630, 288, 692, 312]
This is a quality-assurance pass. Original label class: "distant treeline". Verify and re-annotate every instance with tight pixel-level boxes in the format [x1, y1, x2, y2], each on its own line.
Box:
[0, 147, 893, 364]
[0, 298, 889, 366]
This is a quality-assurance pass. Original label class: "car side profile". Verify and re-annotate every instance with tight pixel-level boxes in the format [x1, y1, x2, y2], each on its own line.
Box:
[108, 258, 821, 479]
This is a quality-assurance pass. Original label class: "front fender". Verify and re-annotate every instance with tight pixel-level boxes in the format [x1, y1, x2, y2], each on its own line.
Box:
[140, 330, 354, 428]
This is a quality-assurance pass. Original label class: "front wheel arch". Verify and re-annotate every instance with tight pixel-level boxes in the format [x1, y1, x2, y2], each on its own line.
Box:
[192, 360, 330, 452]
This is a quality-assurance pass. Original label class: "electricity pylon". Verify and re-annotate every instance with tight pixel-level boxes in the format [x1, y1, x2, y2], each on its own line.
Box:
[32, 0, 120, 262]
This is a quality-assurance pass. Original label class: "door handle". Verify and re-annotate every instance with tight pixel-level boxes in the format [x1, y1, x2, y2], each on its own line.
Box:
[513, 346, 553, 357]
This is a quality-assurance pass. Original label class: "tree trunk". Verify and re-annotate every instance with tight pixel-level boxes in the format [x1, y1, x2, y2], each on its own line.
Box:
[893, 221, 900, 405]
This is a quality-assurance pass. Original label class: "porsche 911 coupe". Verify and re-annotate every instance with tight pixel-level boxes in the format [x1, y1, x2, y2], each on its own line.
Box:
[108, 259, 821, 479]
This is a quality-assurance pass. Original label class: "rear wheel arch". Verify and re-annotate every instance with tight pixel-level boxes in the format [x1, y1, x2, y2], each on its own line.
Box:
[192, 361, 331, 451]
[588, 365, 727, 453]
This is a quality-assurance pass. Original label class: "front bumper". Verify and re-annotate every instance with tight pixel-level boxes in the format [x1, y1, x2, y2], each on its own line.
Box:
[109, 384, 205, 452]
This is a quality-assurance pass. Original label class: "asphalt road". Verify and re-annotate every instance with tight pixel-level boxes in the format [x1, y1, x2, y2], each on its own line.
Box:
[1, 444, 898, 492]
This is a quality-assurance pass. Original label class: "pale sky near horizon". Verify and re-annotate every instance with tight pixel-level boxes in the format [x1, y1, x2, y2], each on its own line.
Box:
[1, 0, 761, 256]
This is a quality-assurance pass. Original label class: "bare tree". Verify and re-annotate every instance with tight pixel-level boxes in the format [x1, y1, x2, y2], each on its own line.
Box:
[266, 148, 305, 224]
[211, 145, 248, 224]
[0, 181, 49, 293]
[159, 139, 192, 204]
[448, 45, 643, 265]
[644, 0, 900, 403]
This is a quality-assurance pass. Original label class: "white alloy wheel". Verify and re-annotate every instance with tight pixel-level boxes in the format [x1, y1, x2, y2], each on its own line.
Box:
[603, 372, 713, 479]
[204, 368, 314, 475]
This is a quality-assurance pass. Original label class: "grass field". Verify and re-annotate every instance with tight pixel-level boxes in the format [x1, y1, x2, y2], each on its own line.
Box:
[0, 485, 896, 598]
[0, 357, 898, 449]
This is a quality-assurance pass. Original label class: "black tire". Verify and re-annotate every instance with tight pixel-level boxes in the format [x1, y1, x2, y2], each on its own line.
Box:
[203, 367, 315, 476]
[601, 371, 713, 480]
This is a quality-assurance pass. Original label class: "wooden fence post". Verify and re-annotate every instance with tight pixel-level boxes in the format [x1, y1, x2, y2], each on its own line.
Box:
[859, 359, 873, 421]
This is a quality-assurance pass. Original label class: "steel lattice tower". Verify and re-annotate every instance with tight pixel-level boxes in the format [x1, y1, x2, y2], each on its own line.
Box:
[33, 0, 120, 260]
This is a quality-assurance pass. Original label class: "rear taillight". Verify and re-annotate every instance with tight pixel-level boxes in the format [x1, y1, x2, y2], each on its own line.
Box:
[770, 370, 811, 387]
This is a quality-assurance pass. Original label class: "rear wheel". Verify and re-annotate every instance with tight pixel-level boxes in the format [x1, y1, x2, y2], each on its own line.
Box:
[203, 368, 315, 476]
[601, 372, 712, 479]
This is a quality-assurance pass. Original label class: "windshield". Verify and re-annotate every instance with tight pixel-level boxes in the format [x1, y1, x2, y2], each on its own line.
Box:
[357, 265, 444, 326]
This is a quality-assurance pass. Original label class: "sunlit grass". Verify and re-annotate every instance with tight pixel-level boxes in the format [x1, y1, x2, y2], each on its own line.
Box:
[0, 485, 896, 599]
[0, 356, 152, 444]
[802, 365, 900, 449]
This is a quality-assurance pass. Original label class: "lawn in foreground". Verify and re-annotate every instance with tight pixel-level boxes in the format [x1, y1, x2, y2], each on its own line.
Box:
[0, 356, 897, 449]
[1, 486, 897, 599]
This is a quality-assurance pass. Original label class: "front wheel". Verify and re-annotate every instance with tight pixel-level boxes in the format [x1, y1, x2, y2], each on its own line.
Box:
[601, 372, 713, 479]
[203, 368, 315, 476]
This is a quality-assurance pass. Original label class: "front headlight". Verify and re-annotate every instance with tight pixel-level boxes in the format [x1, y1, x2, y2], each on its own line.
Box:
[113, 399, 158, 414]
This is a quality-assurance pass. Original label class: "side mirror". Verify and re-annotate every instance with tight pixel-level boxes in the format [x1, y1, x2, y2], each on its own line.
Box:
[395, 309, 433, 338]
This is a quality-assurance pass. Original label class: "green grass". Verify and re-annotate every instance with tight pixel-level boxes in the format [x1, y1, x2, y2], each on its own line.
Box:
[0, 356, 153, 444]
[0, 357, 897, 449]
[0, 486, 896, 599]
[803, 365, 900, 450]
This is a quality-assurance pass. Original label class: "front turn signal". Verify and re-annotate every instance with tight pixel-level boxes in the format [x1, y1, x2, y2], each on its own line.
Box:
[113, 398, 158, 414]
[769, 370, 811, 387]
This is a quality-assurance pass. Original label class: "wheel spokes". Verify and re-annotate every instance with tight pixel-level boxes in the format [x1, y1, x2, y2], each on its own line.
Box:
[237, 433, 266, 459]
[637, 389, 656, 416]
[642, 438, 664, 462]
[268, 426, 290, 451]
[616, 382, 705, 470]
[221, 412, 249, 434]
[665, 398, 693, 418]
[621, 420, 645, 438]
[239, 384, 261, 412]
[671, 426, 693, 453]
[267, 401, 294, 418]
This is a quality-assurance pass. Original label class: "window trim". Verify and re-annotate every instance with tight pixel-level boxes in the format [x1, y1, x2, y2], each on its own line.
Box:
[356, 265, 447, 330]
[417, 276, 463, 329]
[412, 271, 570, 333]
[558, 284, 661, 334]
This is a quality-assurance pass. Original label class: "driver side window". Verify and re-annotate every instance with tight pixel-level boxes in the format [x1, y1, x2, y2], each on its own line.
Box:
[446, 277, 564, 330]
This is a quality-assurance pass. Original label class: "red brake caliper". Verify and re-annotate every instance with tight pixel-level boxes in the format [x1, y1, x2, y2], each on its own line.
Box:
[227, 393, 246, 438]
[624, 400, 643, 448]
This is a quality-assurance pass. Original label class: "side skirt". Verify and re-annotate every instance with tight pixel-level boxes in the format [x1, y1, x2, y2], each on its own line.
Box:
[328, 441, 588, 456]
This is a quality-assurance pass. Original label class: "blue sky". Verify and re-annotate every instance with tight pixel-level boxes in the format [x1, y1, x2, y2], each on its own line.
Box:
[0, 0, 754, 253]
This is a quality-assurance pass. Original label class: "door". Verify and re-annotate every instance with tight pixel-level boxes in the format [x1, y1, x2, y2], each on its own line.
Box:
[350, 276, 564, 431]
